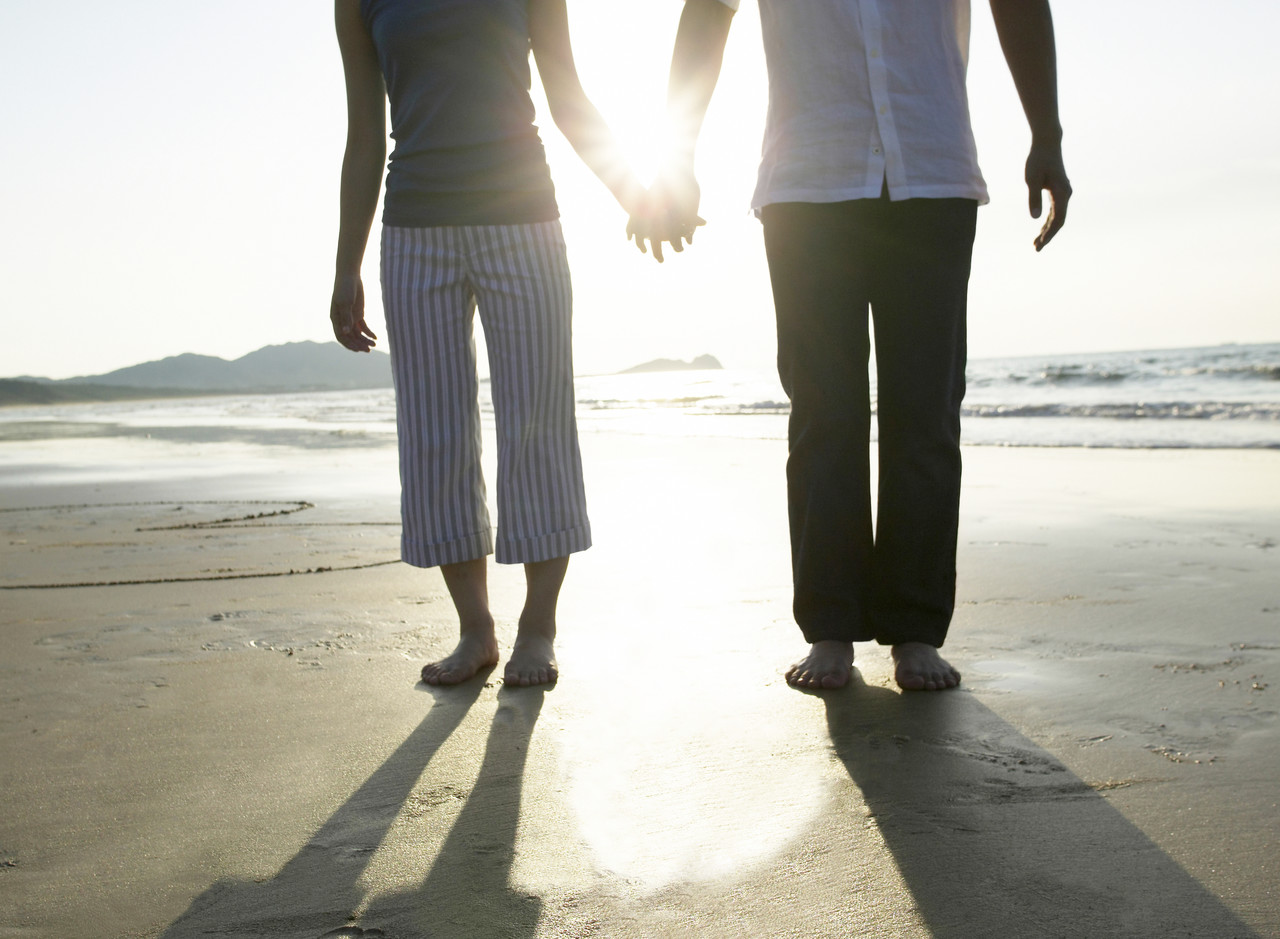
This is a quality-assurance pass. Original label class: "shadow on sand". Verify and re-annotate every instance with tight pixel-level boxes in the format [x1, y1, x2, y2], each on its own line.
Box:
[159, 667, 1259, 938]
[822, 671, 1259, 938]
[160, 680, 545, 939]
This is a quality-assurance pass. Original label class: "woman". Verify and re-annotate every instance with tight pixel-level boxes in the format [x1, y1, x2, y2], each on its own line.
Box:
[331, 0, 648, 687]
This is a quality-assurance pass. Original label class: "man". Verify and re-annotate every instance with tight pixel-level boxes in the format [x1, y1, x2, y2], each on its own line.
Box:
[651, 0, 1071, 690]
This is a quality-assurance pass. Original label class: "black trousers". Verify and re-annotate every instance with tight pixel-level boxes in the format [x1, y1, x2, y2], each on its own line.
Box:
[761, 196, 978, 647]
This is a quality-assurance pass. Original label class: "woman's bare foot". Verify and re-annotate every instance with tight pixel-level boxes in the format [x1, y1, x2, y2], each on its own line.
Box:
[503, 556, 567, 687]
[424, 558, 499, 685]
[421, 629, 499, 685]
[785, 640, 855, 689]
[891, 642, 961, 691]
[504, 633, 558, 687]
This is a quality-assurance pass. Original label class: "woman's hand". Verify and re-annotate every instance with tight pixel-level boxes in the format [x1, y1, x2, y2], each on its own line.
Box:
[330, 272, 378, 352]
[626, 167, 705, 263]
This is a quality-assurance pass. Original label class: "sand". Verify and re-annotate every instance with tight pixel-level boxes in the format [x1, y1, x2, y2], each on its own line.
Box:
[0, 424, 1277, 938]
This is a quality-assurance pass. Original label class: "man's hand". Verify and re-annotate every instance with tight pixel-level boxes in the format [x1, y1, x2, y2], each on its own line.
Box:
[1025, 140, 1071, 251]
[627, 164, 705, 263]
[330, 272, 378, 352]
[1026, 139, 1071, 252]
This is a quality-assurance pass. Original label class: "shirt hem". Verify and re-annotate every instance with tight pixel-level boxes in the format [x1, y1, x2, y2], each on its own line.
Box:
[752, 183, 989, 213]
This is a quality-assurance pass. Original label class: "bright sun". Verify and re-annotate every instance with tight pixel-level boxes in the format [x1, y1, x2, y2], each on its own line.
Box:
[537, 2, 767, 208]
[553, 3, 682, 186]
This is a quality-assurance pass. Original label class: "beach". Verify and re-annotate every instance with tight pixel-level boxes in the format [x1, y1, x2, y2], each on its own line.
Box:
[1, 412, 1278, 937]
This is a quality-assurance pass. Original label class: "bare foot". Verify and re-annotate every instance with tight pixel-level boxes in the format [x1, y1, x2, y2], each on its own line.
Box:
[504, 633, 558, 687]
[421, 630, 499, 686]
[891, 642, 961, 691]
[504, 555, 566, 687]
[786, 640, 855, 690]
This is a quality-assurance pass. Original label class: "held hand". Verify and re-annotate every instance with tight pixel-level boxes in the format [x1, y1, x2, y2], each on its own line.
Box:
[330, 272, 378, 352]
[1026, 141, 1072, 252]
[627, 166, 705, 263]
[625, 198, 665, 261]
[626, 200, 705, 264]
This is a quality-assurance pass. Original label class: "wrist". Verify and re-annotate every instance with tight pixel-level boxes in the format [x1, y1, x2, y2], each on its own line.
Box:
[1029, 124, 1063, 149]
[664, 144, 696, 172]
[662, 127, 698, 169]
[617, 179, 646, 218]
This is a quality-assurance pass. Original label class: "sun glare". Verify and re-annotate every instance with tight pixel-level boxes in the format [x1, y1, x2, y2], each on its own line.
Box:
[537, 3, 767, 214]
[534, 4, 681, 188]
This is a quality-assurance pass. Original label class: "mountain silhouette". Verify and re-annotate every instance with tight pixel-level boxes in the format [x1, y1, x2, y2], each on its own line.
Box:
[64, 341, 393, 392]
[1, 342, 392, 404]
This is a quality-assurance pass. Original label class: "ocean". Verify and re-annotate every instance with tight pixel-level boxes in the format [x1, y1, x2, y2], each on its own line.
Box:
[2, 343, 1277, 450]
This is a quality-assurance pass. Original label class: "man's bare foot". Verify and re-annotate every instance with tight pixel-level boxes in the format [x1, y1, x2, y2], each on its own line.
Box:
[786, 640, 855, 690]
[421, 630, 499, 686]
[504, 633, 558, 687]
[891, 642, 961, 691]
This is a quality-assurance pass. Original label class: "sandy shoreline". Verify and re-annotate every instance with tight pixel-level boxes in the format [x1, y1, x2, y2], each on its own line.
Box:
[1, 425, 1277, 937]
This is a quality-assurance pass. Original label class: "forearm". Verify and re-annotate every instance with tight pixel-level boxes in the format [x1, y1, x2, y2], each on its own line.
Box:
[988, 0, 1062, 145]
[667, 0, 734, 165]
[529, 0, 642, 215]
[550, 100, 644, 215]
[334, 136, 384, 279]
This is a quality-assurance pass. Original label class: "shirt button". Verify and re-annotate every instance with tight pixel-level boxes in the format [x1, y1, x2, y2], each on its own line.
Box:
[873, 147, 882, 155]
[870, 49, 880, 59]
[878, 105, 887, 115]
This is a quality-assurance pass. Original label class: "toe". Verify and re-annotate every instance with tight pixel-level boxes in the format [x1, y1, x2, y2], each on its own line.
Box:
[898, 673, 925, 691]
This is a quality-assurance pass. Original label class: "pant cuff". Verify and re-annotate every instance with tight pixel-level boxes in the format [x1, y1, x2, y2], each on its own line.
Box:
[495, 523, 592, 565]
[401, 529, 493, 569]
[870, 615, 951, 648]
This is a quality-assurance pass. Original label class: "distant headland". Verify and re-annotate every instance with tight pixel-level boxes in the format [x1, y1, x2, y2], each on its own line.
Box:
[617, 354, 723, 375]
[0, 341, 394, 406]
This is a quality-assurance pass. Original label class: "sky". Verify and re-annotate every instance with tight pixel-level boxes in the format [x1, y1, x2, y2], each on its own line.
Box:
[1, 0, 1277, 380]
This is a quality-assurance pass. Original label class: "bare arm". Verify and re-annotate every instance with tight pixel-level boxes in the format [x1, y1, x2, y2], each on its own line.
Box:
[529, 0, 645, 218]
[989, 0, 1072, 251]
[331, 0, 386, 351]
[666, 0, 734, 174]
[646, 0, 735, 259]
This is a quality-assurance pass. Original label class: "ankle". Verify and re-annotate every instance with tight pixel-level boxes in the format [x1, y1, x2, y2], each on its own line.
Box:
[515, 615, 555, 645]
[457, 614, 497, 641]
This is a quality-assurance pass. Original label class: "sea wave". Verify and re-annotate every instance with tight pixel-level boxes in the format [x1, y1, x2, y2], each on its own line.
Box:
[968, 343, 1280, 388]
[5, 343, 1278, 450]
[961, 401, 1280, 421]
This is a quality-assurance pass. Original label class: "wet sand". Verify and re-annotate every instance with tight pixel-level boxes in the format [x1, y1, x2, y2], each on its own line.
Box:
[1, 426, 1277, 938]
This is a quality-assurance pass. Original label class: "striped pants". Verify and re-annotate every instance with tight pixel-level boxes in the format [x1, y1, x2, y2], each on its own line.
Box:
[380, 221, 591, 568]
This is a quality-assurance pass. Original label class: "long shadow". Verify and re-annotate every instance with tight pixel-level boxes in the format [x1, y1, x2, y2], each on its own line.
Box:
[160, 679, 489, 938]
[823, 673, 1259, 938]
[361, 685, 545, 937]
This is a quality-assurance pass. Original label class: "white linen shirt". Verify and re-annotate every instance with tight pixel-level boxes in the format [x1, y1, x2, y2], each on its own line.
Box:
[706, 0, 989, 210]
